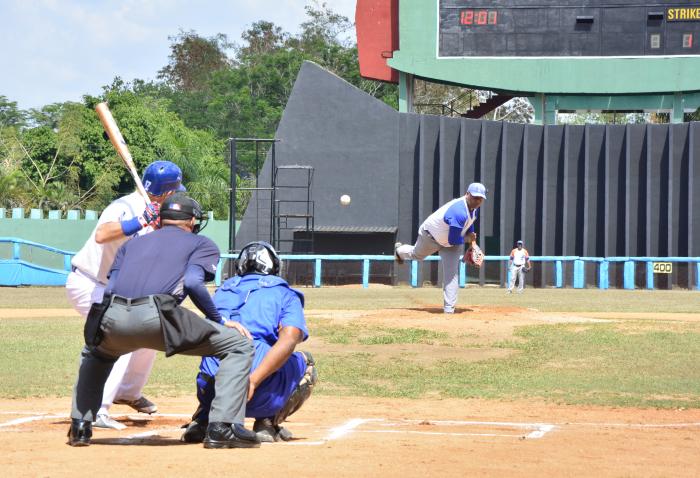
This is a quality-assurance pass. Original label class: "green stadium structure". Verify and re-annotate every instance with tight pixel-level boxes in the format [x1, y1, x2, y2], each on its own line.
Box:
[356, 0, 700, 123]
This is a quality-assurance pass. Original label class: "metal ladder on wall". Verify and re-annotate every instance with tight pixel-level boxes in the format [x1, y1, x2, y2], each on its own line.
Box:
[273, 165, 314, 253]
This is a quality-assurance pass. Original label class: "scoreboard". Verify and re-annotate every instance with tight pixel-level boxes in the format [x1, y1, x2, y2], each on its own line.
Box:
[439, 1, 700, 57]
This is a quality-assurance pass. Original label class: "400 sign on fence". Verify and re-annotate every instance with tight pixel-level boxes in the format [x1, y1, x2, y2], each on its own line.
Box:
[653, 262, 673, 274]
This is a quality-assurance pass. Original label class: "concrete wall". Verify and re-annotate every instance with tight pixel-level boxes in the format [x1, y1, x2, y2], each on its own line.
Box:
[0, 212, 236, 268]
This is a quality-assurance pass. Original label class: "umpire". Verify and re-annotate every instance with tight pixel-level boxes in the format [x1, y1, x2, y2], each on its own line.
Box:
[68, 193, 260, 449]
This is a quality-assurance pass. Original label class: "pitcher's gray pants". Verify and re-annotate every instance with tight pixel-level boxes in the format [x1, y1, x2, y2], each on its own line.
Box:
[71, 297, 253, 424]
[396, 228, 463, 312]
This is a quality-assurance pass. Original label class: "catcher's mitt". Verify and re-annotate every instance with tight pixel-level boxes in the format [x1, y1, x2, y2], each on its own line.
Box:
[464, 244, 484, 267]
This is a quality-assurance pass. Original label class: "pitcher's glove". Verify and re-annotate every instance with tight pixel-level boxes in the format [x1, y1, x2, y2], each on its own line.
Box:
[463, 244, 484, 267]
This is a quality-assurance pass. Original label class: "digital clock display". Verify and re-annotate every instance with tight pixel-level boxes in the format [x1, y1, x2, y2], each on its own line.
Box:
[459, 10, 498, 26]
[439, 0, 700, 58]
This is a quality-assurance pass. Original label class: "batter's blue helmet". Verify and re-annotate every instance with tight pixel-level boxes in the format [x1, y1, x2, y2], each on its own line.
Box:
[142, 161, 186, 196]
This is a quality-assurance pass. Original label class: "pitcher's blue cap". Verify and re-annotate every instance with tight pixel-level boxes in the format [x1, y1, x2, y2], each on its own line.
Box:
[467, 182, 487, 199]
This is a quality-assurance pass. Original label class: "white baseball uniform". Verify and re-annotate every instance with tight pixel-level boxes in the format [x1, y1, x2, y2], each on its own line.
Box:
[508, 246, 530, 293]
[65, 191, 156, 416]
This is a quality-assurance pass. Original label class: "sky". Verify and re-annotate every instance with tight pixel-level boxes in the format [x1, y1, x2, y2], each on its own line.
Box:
[0, 0, 357, 111]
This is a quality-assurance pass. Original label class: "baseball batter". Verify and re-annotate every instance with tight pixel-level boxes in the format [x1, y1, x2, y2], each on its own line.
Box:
[395, 182, 487, 313]
[507, 240, 530, 294]
[65, 160, 184, 429]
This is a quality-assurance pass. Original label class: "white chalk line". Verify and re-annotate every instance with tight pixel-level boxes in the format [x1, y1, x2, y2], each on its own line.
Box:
[558, 421, 700, 429]
[0, 414, 66, 428]
[359, 430, 522, 438]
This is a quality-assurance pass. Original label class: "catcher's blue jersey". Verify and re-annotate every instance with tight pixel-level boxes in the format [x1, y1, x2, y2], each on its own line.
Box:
[197, 273, 308, 418]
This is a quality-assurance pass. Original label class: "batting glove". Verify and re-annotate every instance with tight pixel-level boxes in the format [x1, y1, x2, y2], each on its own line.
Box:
[141, 201, 160, 228]
[120, 202, 160, 236]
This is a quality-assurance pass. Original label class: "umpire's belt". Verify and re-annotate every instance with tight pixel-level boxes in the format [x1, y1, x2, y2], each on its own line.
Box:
[111, 295, 152, 307]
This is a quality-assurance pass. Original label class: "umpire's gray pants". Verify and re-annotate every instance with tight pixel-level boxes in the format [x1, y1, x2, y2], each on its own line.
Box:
[396, 228, 463, 312]
[71, 297, 253, 424]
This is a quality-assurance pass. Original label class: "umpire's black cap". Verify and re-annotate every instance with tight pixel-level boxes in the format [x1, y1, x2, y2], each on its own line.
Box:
[160, 193, 203, 220]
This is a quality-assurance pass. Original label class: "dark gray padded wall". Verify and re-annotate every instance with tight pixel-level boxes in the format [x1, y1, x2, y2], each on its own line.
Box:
[236, 62, 398, 250]
[239, 62, 700, 288]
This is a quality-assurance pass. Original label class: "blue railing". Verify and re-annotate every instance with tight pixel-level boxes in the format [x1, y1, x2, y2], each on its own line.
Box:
[216, 253, 700, 291]
[2, 238, 699, 290]
[0, 237, 75, 286]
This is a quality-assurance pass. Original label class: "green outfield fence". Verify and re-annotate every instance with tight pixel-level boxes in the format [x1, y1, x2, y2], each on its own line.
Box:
[2, 238, 699, 290]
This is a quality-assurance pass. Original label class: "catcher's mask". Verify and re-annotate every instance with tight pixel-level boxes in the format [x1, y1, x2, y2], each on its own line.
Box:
[236, 241, 281, 276]
[159, 192, 208, 234]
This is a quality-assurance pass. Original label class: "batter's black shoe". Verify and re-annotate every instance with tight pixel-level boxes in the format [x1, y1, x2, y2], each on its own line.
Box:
[181, 420, 208, 443]
[203, 422, 261, 449]
[114, 396, 157, 414]
[67, 419, 92, 447]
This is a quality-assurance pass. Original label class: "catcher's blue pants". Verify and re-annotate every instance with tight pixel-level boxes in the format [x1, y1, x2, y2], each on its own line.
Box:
[194, 346, 307, 422]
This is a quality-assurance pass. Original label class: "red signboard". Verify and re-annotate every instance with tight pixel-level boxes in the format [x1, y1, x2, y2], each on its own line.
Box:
[356, 0, 399, 83]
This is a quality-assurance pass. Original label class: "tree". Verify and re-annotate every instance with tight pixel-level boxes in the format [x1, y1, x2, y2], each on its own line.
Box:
[0, 96, 27, 129]
[157, 30, 233, 92]
[238, 21, 289, 61]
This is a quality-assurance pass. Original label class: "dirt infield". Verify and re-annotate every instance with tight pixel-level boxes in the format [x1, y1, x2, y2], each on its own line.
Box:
[1, 396, 699, 477]
[2, 303, 699, 476]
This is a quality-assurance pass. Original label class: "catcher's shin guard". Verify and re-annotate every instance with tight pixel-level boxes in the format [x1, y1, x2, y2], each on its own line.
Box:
[273, 351, 317, 426]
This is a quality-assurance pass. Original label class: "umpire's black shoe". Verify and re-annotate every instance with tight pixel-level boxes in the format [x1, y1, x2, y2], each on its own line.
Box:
[203, 422, 261, 449]
[181, 420, 208, 443]
[67, 419, 92, 447]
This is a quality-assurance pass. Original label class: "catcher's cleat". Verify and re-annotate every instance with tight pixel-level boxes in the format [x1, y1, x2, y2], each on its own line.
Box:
[67, 419, 92, 447]
[114, 396, 158, 414]
[203, 422, 261, 449]
[253, 417, 293, 442]
[181, 420, 208, 443]
[394, 242, 404, 265]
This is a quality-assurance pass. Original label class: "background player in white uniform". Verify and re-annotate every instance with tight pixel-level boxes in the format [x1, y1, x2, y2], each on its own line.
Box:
[65, 160, 185, 429]
[395, 182, 487, 313]
[507, 240, 531, 294]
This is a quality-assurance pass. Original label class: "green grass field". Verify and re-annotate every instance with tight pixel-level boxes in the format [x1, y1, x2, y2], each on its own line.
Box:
[1, 286, 699, 408]
[3, 285, 700, 312]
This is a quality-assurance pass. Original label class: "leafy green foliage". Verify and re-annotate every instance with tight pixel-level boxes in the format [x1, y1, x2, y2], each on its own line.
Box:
[0, 3, 396, 216]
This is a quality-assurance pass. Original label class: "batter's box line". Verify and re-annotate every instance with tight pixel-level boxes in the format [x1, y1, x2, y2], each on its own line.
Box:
[284, 418, 555, 446]
[371, 419, 556, 440]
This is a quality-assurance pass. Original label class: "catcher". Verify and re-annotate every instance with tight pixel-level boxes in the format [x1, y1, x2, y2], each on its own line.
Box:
[507, 240, 531, 294]
[181, 241, 316, 444]
[395, 182, 487, 313]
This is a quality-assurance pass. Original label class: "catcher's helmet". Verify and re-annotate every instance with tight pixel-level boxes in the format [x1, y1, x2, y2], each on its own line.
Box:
[142, 161, 186, 196]
[236, 241, 281, 276]
[160, 192, 208, 234]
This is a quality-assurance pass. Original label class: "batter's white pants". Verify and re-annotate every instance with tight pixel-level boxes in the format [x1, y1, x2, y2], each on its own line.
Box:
[396, 227, 463, 313]
[65, 270, 156, 416]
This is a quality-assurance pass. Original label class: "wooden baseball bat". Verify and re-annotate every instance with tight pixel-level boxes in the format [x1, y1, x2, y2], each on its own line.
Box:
[95, 102, 150, 205]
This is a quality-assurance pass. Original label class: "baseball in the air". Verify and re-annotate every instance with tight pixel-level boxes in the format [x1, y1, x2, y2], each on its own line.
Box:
[340, 194, 351, 206]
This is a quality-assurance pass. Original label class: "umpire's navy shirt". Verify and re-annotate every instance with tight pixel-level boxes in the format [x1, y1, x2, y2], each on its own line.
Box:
[108, 225, 219, 302]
